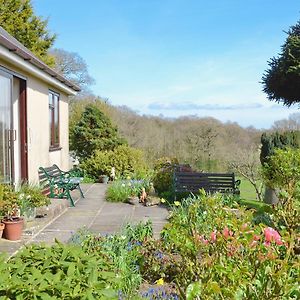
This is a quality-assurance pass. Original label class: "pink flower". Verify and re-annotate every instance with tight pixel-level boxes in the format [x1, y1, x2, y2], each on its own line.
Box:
[211, 230, 217, 242]
[263, 241, 271, 247]
[264, 227, 283, 245]
[253, 234, 260, 241]
[202, 238, 209, 245]
[222, 227, 233, 239]
[195, 234, 209, 245]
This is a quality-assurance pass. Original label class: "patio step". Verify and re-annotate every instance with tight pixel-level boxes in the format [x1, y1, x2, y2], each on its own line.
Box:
[22, 198, 69, 238]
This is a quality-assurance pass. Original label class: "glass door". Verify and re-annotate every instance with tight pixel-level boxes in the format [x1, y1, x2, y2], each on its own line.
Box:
[0, 71, 13, 183]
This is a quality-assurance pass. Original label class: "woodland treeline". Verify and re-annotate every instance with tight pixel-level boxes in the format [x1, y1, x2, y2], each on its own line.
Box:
[69, 97, 295, 172]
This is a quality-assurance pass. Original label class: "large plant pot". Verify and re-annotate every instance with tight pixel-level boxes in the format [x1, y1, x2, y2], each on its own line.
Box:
[0, 223, 5, 238]
[2, 218, 24, 241]
[264, 186, 279, 205]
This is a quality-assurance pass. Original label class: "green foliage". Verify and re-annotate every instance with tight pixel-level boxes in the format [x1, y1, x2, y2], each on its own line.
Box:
[18, 184, 50, 209]
[106, 180, 133, 203]
[71, 104, 125, 160]
[0, 0, 56, 65]
[145, 193, 300, 299]
[152, 157, 179, 198]
[70, 221, 153, 297]
[82, 145, 148, 179]
[260, 131, 300, 165]
[262, 20, 300, 106]
[106, 178, 151, 203]
[0, 184, 20, 219]
[0, 241, 119, 299]
[262, 148, 300, 231]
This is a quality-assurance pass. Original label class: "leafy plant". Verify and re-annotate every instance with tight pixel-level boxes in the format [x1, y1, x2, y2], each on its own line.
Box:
[82, 145, 148, 180]
[152, 157, 179, 199]
[18, 183, 50, 209]
[262, 147, 300, 231]
[70, 221, 154, 297]
[0, 241, 119, 299]
[106, 178, 151, 203]
[71, 104, 125, 160]
[0, 184, 20, 220]
[153, 192, 299, 298]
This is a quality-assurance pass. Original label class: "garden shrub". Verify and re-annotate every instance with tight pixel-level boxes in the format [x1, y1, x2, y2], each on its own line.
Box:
[71, 104, 125, 160]
[82, 145, 148, 180]
[152, 157, 179, 199]
[0, 241, 119, 299]
[260, 131, 300, 165]
[140, 192, 299, 299]
[106, 178, 151, 202]
[70, 221, 153, 298]
[262, 147, 300, 231]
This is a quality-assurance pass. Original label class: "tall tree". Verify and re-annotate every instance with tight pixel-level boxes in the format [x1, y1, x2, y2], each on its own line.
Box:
[0, 0, 56, 65]
[71, 104, 125, 160]
[262, 20, 300, 106]
[50, 48, 95, 93]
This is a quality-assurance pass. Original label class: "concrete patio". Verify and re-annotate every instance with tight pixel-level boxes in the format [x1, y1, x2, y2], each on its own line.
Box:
[0, 183, 169, 256]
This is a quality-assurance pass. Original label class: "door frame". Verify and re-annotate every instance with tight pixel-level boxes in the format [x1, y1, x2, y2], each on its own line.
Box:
[19, 78, 28, 181]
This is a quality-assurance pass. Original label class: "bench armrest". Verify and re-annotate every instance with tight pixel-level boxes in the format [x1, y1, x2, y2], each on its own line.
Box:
[235, 179, 241, 188]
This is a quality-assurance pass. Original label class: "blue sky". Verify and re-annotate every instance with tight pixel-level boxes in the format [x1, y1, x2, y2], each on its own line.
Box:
[34, 0, 300, 128]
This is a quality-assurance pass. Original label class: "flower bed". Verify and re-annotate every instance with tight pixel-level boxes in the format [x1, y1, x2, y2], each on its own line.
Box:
[0, 192, 298, 299]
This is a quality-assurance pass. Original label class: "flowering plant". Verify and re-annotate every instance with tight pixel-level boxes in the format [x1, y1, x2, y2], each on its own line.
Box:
[157, 193, 299, 299]
[18, 184, 50, 209]
[0, 184, 20, 220]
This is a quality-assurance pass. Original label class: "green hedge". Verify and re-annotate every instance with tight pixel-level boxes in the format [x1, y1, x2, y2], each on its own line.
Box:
[81, 145, 148, 180]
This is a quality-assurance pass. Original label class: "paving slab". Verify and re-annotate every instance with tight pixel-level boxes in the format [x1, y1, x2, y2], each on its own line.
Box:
[0, 183, 170, 255]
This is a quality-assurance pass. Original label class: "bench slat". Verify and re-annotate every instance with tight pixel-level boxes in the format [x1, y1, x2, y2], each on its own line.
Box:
[174, 171, 239, 197]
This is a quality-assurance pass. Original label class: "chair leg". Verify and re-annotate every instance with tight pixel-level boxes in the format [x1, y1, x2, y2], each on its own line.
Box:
[66, 190, 75, 207]
[77, 184, 85, 198]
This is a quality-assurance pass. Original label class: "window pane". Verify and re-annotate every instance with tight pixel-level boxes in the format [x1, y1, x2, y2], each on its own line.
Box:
[49, 92, 59, 147]
[49, 107, 53, 145]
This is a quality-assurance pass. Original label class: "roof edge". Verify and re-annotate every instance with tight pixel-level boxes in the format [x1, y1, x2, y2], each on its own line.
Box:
[0, 27, 81, 92]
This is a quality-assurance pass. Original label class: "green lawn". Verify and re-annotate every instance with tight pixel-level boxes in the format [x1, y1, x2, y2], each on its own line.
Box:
[238, 177, 259, 201]
[238, 177, 269, 210]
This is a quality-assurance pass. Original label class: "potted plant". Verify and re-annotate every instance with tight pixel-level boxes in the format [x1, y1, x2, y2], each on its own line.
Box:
[0, 184, 24, 241]
[18, 184, 51, 221]
[99, 175, 109, 184]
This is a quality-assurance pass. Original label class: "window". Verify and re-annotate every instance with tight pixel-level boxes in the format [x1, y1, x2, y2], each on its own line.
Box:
[49, 91, 60, 149]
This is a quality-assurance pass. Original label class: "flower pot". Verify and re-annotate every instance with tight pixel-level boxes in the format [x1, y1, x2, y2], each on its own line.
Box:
[0, 223, 5, 238]
[264, 186, 279, 205]
[99, 175, 109, 184]
[2, 218, 24, 241]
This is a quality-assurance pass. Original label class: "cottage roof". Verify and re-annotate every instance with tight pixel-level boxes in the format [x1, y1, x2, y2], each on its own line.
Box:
[0, 26, 80, 92]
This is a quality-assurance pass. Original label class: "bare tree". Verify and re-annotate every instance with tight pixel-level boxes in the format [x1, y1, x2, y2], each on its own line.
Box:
[50, 48, 95, 94]
[229, 146, 263, 201]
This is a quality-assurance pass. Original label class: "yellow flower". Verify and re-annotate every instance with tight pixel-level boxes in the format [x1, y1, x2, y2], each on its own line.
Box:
[127, 176, 131, 180]
[160, 198, 166, 203]
[156, 278, 164, 285]
[174, 201, 180, 207]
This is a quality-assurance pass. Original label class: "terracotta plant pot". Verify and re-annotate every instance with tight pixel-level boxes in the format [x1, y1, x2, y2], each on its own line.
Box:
[2, 218, 24, 241]
[0, 223, 5, 238]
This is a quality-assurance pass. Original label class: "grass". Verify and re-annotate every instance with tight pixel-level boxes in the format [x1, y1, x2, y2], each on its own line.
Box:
[238, 177, 259, 201]
[237, 177, 270, 210]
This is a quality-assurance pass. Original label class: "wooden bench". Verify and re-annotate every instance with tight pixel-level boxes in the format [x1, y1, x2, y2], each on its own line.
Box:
[38, 164, 84, 207]
[174, 171, 241, 198]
